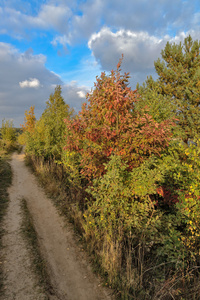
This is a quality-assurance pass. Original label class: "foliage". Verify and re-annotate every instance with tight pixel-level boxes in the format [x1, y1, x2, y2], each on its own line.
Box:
[136, 76, 176, 123]
[83, 155, 192, 297]
[39, 85, 73, 160]
[19, 106, 36, 147]
[1, 119, 16, 142]
[0, 119, 17, 153]
[65, 59, 174, 179]
[22, 86, 73, 160]
[154, 35, 200, 143]
[21, 106, 36, 134]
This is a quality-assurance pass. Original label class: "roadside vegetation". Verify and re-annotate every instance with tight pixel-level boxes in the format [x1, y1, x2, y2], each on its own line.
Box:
[20, 36, 200, 299]
[0, 120, 17, 295]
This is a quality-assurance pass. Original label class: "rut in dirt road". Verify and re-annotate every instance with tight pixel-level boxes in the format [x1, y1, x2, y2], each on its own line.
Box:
[2, 152, 114, 300]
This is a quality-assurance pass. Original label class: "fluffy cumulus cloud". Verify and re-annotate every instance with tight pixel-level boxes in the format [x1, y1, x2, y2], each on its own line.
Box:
[88, 27, 200, 85]
[77, 90, 86, 98]
[19, 78, 42, 88]
[88, 29, 164, 72]
[0, 43, 85, 126]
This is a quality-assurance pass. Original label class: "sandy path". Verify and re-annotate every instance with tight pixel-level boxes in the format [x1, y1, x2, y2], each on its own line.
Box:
[1, 152, 114, 300]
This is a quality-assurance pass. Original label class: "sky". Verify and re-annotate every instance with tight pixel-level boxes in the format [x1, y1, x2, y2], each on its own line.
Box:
[0, 0, 200, 126]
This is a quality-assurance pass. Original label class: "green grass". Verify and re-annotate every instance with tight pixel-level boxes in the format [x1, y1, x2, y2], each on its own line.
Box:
[0, 155, 12, 295]
[20, 198, 55, 299]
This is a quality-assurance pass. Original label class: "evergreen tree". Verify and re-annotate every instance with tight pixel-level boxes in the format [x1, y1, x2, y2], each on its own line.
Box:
[136, 76, 176, 123]
[154, 35, 200, 142]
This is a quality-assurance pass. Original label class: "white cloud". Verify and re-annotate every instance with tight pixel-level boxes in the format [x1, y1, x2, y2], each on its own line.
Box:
[89, 29, 159, 71]
[88, 27, 200, 87]
[77, 90, 86, 98]
[19, 78, 42, 88]
[51, 35, 70, 47]
[32, 4, 71, 33]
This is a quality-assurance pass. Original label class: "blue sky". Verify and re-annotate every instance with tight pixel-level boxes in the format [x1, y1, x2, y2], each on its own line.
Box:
[0, 0, 200, 126]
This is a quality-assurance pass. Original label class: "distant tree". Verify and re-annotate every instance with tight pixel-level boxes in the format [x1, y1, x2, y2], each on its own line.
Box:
[21, 106, 36, 134]
[1, 119, 16, 143]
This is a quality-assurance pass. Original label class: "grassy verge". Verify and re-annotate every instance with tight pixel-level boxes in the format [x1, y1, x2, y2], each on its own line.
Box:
[0, 155, 12, 295]
[20, 198, 55, 299]
[25, 155, 74, 223]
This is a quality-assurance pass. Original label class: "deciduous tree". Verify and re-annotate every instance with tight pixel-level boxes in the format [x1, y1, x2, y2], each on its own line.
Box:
[21, 106, 36, 134]
[65, 59, 174, 179]
[36, 85, 73, 160]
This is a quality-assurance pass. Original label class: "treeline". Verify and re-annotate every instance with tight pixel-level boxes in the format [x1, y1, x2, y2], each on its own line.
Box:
[21, 36, 200, 299]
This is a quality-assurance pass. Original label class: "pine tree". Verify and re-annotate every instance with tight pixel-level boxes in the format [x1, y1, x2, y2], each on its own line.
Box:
[154, 35, 200, 143]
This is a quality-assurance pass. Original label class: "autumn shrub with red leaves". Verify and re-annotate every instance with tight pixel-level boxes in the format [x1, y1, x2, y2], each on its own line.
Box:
[64, 59, 174, 179]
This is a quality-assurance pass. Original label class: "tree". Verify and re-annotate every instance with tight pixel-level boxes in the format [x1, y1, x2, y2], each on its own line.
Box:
[21, 106, 36, 134]
[154, 35, 200, 143]
[136, 76, 176, 123]
[1, 119, 16, 143]
[65, 59, 174, 179]
[36, 85, 73, 160]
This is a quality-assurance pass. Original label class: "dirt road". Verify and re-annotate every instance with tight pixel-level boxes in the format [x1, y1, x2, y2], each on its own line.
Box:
[1, 152, 114, 300]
